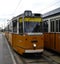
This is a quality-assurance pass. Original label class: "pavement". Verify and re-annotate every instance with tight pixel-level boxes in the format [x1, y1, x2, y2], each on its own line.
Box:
[0, 33, 14, 64]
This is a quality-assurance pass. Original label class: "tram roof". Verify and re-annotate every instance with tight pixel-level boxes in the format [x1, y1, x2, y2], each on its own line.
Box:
[42, 8, 60, 18]
[12, 14, 23, 20]
[12, 14, 42, 21]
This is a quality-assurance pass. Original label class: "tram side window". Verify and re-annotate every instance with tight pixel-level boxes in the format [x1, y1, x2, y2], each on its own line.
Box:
[50, 21, 52, 32]
[8, 25, 11, 32]
[6, 25, 9, 32]
[50, 21, 54, 32]
[13, 20, 17, 33]
[19, 22, 23, 35]
[59, 20, 60, 32]
[9, 23, 12, 32]
[56, 20, 59, 32]
[43, 21, 48, 32]
[6, 26, 8, 32]
[52, 21, 54, 32]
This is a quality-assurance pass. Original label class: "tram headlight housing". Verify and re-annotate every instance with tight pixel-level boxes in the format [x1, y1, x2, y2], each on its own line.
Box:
[33, 43, 36, 47]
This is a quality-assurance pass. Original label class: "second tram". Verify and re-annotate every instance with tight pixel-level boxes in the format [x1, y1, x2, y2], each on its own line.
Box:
[43, 8, 60, 53]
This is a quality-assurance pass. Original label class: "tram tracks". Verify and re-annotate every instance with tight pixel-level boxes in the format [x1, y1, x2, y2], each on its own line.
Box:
[42, 51, 60, 64]
[13, 50, 60, 64]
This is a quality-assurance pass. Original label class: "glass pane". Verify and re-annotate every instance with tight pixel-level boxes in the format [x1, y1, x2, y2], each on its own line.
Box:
[13, 20, 17, 33]
[59, 20, 60, 32]
[24, 22, 42, 33]
[56, 20, 58, 32]
[43, 21, 48, 32]
[52, 21, 54, 32]
[50, 21, 54, 32]
[19, 22, 23, 34]
[50, 21, 52, 32]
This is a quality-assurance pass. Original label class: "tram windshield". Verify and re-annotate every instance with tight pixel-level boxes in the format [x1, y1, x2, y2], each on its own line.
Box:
[24, 22, 42, 33]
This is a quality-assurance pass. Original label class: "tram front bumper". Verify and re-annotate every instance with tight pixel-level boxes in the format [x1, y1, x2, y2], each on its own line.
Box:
[25, 49, 44, 53]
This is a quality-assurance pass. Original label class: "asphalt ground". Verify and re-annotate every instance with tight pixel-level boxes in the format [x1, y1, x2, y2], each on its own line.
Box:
[0, 33, 16, 64]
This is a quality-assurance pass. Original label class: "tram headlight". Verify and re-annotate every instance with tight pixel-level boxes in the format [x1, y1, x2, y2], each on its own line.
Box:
[33, 43, 36, 47]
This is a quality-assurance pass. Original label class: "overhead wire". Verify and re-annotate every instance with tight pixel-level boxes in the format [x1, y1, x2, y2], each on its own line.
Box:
[38, 0, 60, 13]
[5, 0, 23, 28]
[11, 0, 60, 17]
[12, 0, 22, 17]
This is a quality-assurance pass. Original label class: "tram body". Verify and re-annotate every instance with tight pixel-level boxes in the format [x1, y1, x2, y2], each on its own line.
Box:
[5, 11, 44, 54]
[43, 8, 60, 53]
[5, 25, 9, 40]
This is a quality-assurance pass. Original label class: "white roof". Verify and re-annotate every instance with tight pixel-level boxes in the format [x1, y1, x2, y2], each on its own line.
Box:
[42, 8, 60, 18]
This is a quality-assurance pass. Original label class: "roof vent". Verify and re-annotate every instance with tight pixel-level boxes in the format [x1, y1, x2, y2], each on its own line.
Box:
[34, 14, 41, 17]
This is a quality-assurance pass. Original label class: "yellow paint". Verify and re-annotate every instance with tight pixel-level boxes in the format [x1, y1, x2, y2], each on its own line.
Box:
[19, 17, 42, 22]
[24, 17, 42, 22]
[19, 17, 22, 22]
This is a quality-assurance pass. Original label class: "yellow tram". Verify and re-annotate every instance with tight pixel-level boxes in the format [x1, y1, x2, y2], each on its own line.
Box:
[5, 10, 44, 55]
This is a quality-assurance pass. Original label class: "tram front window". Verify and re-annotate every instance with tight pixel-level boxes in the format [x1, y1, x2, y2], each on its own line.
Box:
[24, 22, 42, 33]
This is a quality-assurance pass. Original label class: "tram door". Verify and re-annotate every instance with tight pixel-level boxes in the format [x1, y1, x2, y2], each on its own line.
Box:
[56, 19, 60, 53]
[50, 19, 60, 53]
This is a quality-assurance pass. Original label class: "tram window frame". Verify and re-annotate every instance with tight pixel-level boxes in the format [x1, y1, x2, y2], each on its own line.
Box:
[59, 19, 60, 32]
[7, 25, 9, 32]
[43, 21, 48, 32]
[50, 18, 60, 32]
[56, 20, 59, 32]
[50, 21, 52, 32]
[9, 22, 12, 32]
[50, 20, 54, 32]
[12, 20, 17, 33]
[9, 24, 11, 32]
[19, 22, 23, 35]
[52, 21, 54, 32]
